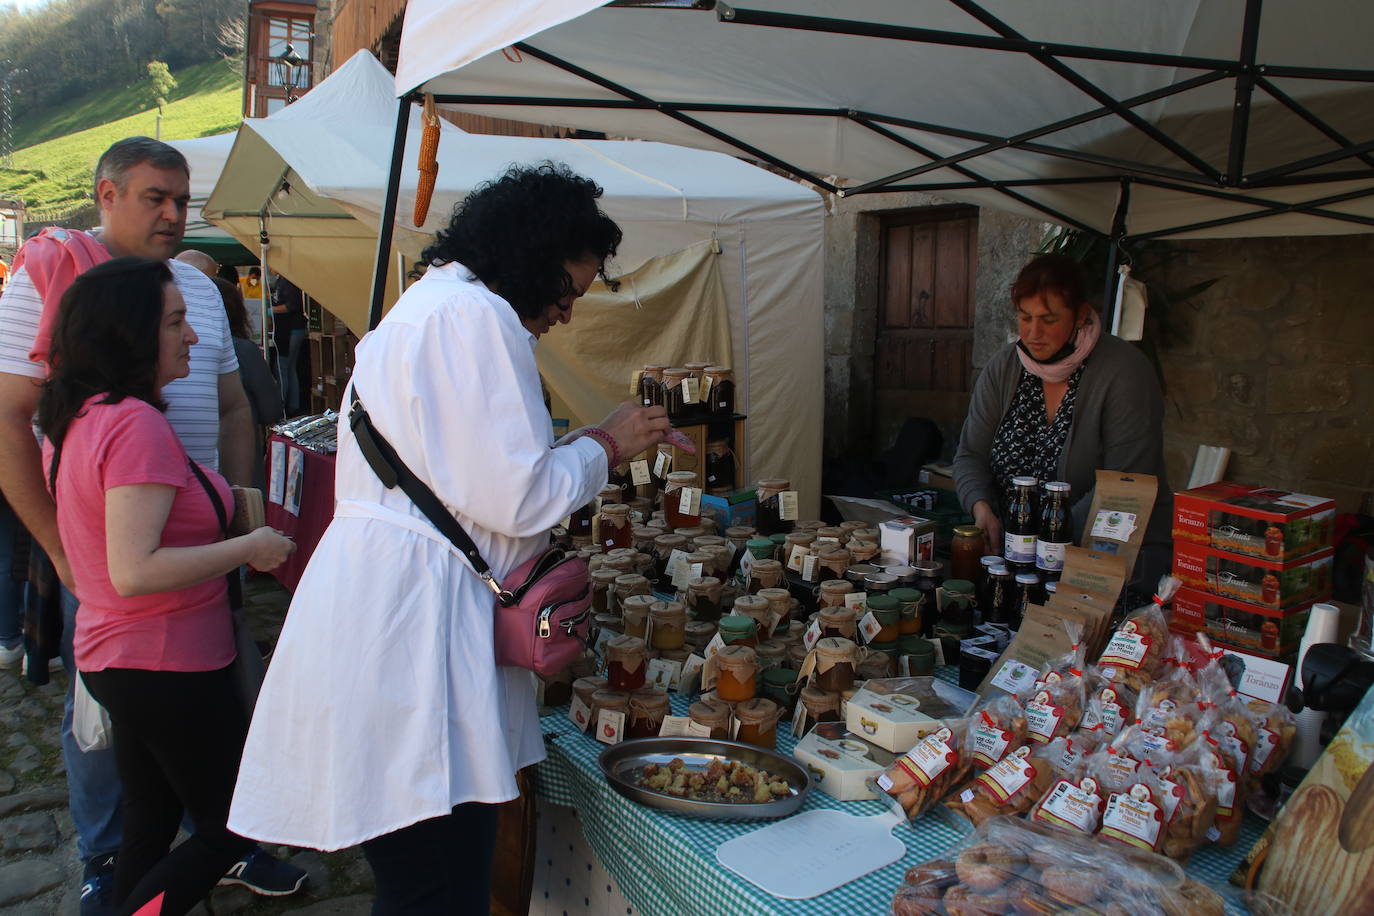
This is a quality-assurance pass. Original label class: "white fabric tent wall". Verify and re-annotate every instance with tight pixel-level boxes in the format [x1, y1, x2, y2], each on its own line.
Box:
[203, 51, 827, 515]
[168, 132, 237, 245]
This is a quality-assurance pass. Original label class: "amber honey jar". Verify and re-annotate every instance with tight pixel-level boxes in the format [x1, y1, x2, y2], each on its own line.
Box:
[818, 579, 854, 609]
[627, 689, 670, 739]
[649, 600, 687, 650]
[818, 606, 858, 641]
[715, 645, 760, 702]
[734, 698, 783, 749]
[599, 503, 633, 551]
[686, 576, 723, 622]
[689, 698, 732, 739]
[800, 685, 841, 724]
[950, 524, 985, 582]
[605, 635, 648, 691]
[661, 368, 693, 418]
[638, 365, 667, 407]
[813, 637, 858, 693]
[620, 594, 655, 640]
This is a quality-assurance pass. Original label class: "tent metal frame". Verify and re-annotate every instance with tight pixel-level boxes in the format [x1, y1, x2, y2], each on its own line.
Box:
[369, 0, 1374, 327]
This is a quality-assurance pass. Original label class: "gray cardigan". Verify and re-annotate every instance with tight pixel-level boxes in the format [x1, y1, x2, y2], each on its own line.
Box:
[953, 333, 1173, 590]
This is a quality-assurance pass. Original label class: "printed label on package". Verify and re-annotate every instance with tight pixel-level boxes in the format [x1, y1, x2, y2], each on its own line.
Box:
[1024, 699, 1064, 743]
[1035, 539, 1067, 573]
[1004, 532, 1036, 565]
[1091, 510, 1138, 543]
[681, 376, 698, 404]
[989, 658, 1036, 695]
[976, 747, 1036, 803]
[595, 709, 626, 745]
[971, 717, 1013, 767]
[1034, 778, 1102, 833]
[1100, 785, 1162, 851]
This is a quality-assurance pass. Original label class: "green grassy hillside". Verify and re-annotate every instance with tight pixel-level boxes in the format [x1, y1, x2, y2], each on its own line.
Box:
[0, 60, 241, 215]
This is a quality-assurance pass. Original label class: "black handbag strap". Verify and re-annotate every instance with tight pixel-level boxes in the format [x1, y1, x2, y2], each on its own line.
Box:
[347, 388, 513, 605]
[187, 458, 244, 612]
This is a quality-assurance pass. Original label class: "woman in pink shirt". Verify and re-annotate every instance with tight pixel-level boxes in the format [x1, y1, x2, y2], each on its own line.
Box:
[37, 257, 295, 916]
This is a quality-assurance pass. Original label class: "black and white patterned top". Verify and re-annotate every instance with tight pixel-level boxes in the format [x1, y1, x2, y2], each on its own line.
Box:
[988, 365, 1084, 514]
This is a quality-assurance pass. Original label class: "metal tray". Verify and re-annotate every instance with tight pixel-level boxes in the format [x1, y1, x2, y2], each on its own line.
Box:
[598, 737, 812, 821]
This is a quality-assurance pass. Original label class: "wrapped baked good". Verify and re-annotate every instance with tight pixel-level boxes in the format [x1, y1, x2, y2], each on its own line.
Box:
[877, 718, 972, 822]
[1134, 638, 1207, 753]
[944, 744, 1055, 827]
[967, 694, 1028, 769]
[1047, 730, 1102, 776]
[1096, 577, 1176, 689]
[1245, 695, 1297, 792]
[1079, 665, 1139, 739]
[1143, 742, 1218, 862]
[1196, 640, 1259, 846]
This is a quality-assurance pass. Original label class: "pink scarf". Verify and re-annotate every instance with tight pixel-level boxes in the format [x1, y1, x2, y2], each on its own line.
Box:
[12, 228, 111, 365]
[1016, 310, 1102, 383]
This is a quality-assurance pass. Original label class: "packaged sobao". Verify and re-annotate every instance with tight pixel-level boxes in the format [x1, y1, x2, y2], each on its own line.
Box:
[944, 744, 1055, 827]
[1095, 578, 1177, 689]
[877, 717, 972, 821]
[1142, 741, 1219, 863]
[1244, 696, 1297, 793]
[1134, 638, 1208, 754]
[967, 694, 1028, 769]
[1079, 664, 1140, 739]
[1196, 646, 1259, 847]
[1020, 628, 1086, 743]
[1029, 741, 1104, 835]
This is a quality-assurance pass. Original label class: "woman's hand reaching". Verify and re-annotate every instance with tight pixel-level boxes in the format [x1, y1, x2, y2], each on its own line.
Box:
[971, 501, 1003, 559]
[244, 527, 297, 572]
[571, 401, 672, 465]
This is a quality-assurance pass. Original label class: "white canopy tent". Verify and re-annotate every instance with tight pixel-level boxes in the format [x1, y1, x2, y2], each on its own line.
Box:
[203, 50, 826, 513]
[168, 132, 254, 262]
[394, 0, 1374, 243]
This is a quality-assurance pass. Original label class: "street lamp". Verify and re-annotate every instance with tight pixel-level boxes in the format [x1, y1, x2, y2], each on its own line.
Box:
[271, 43, 307, 105]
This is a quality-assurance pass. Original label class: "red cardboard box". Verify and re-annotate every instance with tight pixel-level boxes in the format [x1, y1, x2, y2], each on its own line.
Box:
[1172, 540, 1333, 610]
[1173, 482, 1335, 562]
[1169, 585, 1310, 659]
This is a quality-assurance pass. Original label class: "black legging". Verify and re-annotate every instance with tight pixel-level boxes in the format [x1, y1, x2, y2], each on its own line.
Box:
[81, 665, 255, 916]
[361, 802, 501, 915]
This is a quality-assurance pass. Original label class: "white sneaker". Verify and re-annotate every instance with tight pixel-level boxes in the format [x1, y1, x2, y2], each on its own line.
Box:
[0, 642, 22, 669]
[16, 651, 63, 676]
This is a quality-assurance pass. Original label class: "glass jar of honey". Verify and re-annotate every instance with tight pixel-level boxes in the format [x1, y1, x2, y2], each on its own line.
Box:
[689, 698, 732, 739]
[816, 546, 851, 582]
[613, 573, 650, 613]
[756, 587, 793, 630]
[661, 368, 693, 419]
[604, 636, 648, 690]
[684, 620, 716, 654]
[814, 637, 858, 693]
[866, 595, 901, 642]
[675, 525, 710, 540]
[733, 698, 783, 749]
[799, 686, 841, 725]
[725, 525, 757, 557]
[747, 558, 784, 594]
[714, 645, 759, 702]
[590, 568, 621, 614]
[620, 594, 655, 640]
[755, 478, 795, 536]
[818, 606, 858, 641]
[684, 361, 712, 380]
[649, 600, 687, 650]
[891, 587, 925, 635]
[704, 366, 735, 415]
[951, 525, 985, 582]
[627, 688, 670, 739]
[717, 615, 759, 647]
[652, 533, 689, 582]
[589, 688, 630, 728]
[817, 579, 854, 609]
[663, 471, 701, 529]
[599, 504, 633, 551]
[638, 365, 667, 407]
[685, 576, 723, 621]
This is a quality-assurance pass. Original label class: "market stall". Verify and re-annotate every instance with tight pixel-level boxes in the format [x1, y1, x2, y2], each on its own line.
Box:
[262, 431, 336, 593]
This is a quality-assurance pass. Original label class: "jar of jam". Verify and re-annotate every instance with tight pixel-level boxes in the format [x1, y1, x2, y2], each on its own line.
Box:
[941, 578, 977, 629]
[761, 666, 799, 712]
[951, 525, 985, 582]
[689, 698, 732, 739]
[755, 639, 787, 671]
[599, 504, 633, 551]
[663, 471, 701, 529]
[756, 587, 793, 629]
[745, 537, 776, 562]
[684, 620, 716, 654]
[718, 614, 759, 647]
[714, 645, 759, 702]
[734, 698, 783, 749]
[704, 366, 735, 415]
[590, 568, 621, 614]
[982, 566, 1014, 625]
[731, 594, 773, 637]
[652, 533, 688, 582]
[901, 635, 936, 675]
[649, 600, 687, 650]
[613, 573, 650, 612]
[782, 531, 817, 568]
[638, 365, 667, 407]
[572, 675, 608, 708]
[605, 635, 648, 690]
[866, 595, 901, 642]
[748, 558, 785, 594]
[631, 526, 660, 555]
[627, 689, 670, 739]
[1265, 525, 1284, 558]
[818, 606, 858, 641]
[685, 576, 723, 621]
[699, 545, 734, 580]
[847, 540, 880, 565]
[1011, 573, 1040, 627]
[589, 689, 630, 729]
[755, 478, 795, 537]
[813, 637, 858, 692]
[865, 572, 897, 595]
[891, 587, 925, 635]
[817, 579, 854, 609]
[661, 368, 693, 418]
[799, 686, 841, 725]
[620, 594, 655, 640]
[704, 438, 735, 492]
[912, 559, 944, 636]
[845, 563, 878, 586]
[857, 647, 894, 680]
[568, 502, 595, 540]
[692, 534, 728, 552]
[851, 527, 881, 545]
[888, 565, 917, 587]
[786, 642, 810, 670]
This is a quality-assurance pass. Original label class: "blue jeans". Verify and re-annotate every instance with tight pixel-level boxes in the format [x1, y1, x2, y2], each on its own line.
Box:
[61, 584, 124, 861]
[277, 329, 306, 415]
[0, 501, 22, 648]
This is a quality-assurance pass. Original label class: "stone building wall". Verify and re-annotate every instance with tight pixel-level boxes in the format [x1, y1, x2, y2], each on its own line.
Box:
[1149, 233, 1374, 514]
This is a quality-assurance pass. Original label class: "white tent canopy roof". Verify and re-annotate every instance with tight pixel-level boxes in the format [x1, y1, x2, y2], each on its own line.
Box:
[168, 132, 237, 241]
[396, 0, 1374, 240]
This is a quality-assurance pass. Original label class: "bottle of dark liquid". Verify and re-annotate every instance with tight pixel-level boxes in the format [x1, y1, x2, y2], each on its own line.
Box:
[1003, 476, 1039, 573]
[1035, 480, 1072, 581]
[1012, 572, 1042, 628]
[981, 565, 1014, 626]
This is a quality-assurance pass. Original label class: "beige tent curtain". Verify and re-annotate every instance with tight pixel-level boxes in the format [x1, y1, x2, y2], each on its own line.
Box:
[539, 238, 731, 429]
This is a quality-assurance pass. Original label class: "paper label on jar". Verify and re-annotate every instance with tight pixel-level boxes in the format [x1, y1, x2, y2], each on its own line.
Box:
[971, 716, 1013, 767]
[802, 554, 818, 582]
[1004, 532, 1036, 564]
[1099, 624, 1152, 669]
[595, 709, 626, 745]
[678, 486, 702, 517]
[1034, 778, 1102, 833]
[990, 658, 1037, 695]
[658, 715, 692, 737]
[665, 548, 691, 583]
[1100, 785, 1163, 850]
[803, 617, 823, 652]
[1091, 510, 1138, 543]
[700, 656, 719, 692]
[858, 611, 883, 644]
[681, 376, 698, 404]
[654, 451, 672, 478]
[1251, 727, 1279, 774]
[1035, 539, 1067, 572]
[779, 490, 799, 521]
[976, 747, 1036, 803]
[894, 727, 957, 788]
[787, 544, 810, 574]
[791, 695, 809, 736]
[698, 374, 712, 403]
[568, 696, 593, 732]
[629, 459, 651, 486]
[1023, 699, 1064, 743]
[844, 591, 868, 612]
[646, 658, 683, 691]
[671, 559, 702, 589]
[686, 719, 715, 739]
[739, 550, 755, 582]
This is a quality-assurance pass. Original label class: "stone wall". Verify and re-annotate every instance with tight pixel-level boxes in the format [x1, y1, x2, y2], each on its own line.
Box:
[1150, 234, 1374, 514]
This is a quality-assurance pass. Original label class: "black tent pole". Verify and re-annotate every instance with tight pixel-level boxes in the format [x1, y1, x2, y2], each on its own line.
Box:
[368, 93, 416, 331]
[1102, 180, 1131, 333]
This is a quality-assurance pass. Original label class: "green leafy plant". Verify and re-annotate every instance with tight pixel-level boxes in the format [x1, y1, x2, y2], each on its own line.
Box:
[146, 60, 177, 115]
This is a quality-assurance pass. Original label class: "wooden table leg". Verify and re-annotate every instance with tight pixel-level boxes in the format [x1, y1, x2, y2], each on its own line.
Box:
[490, 767, 538, 916]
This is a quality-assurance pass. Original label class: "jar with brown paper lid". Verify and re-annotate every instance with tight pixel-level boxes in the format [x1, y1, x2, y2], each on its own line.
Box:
[684, 620, 716, 653]
[627, 688, 670, 739]
[699, 544, 734, 579]
[786, 642, 810, 670]
[817, 579, 854, 609]
[800, 686, 841, 724]
[620, 594, 655, 640]
[691, 534, 727, 553]
[818, 606, 858, 641]
[631, 526, 660, 554]
[597, 484, 623, 507]
[637, 365, 667, 408]
[628, 495, 653, 519]
[857, 647, 894, 680]
[734, 698, 783, 749]
[747, 558, 784, 594]
[652, 533, 688, 582]
[714, 645, 759, 702]
[683, 361, 712, 380]
[590, 568, 620, 614]
[755, 478, 795, 537]
[658, 646, 692, 665]
[601, 553, 636, 576]
[816, 546, 851, 582]
[783, 531, 816, 567]
[838, 520, 866, 535]
[795, 520, 826, 532]
[648, 600, 687, 650]
[633, 551, 656, 578]
[703, 366, 735, 415]
[755, 638, 788, 672]
[613, 573, 650, 610]
[813, 637, 859, 693]
[756, 587, 793, 629]
[589, 688, 630, 723]
[731, 594, 773, 637]
[645, 515, 669, 532]
[598, 503, 632, 551]
[815, 526, 845, 542]
[660, 368, 693, 418]
[605, 636, 648, 691]
[572, 676, 608, 707]
[663, 471, 701, 529]
[685, 576, 723, 622]
[851, 527, 881, 545]
[847, 539, 880, 565]
[689, 698, 731, 739]
[776, 619, 807, 646]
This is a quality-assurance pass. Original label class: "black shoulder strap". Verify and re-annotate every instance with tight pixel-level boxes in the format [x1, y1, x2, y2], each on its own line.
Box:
[186, 458, 244, 611]
[347, 387, 509, 603]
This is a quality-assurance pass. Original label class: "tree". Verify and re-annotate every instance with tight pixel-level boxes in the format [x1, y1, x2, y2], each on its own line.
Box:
[146, 59, 176, 113]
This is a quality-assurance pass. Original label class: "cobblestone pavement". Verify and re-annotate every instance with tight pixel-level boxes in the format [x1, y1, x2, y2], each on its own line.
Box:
[0, 575, 375, 915]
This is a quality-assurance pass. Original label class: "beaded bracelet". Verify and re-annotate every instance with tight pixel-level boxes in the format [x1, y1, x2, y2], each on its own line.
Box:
[581, 426, 621, 468]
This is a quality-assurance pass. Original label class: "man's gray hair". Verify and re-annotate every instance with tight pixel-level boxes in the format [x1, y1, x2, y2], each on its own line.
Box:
[93, 137, 189, 196]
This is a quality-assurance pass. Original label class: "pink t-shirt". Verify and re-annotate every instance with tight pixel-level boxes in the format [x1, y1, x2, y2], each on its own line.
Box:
[44, 396, 235, 672]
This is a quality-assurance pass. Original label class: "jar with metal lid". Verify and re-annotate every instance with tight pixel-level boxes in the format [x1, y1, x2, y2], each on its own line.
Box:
[620, 594, 655, 640]
[718, 614, 759, 647]
[598, 503, 633, 551]
[865, 571, 897, 595]
[782, 531, 816, 568]
[940, 578, 977, 629]
[761, 666, 799, 712]
[891, 587, 925, 635]
[866, 595, 901, 642]
[689, 698, 732, 739]
[814, 637, 859, 693]
[950, 525, 984, 582]
[845, 563, 878, 586]
[652, 533, 689, 582]
[704, 438, 735, 492]
[747, 558, 784, 594]
[649, 600, 687, 650]
[981, 565, 1014, 625]
[663, 471, 701, 529]
[816, 546, 851, 582]
[638, 365, 667, 407]
[589, 689, 630, 727]
[1044, 579, 1058, 601]
[756, 639, 788, 671]
[800, 686, 841, 725]
[703, 366, 735, 415]
[857, 647, 895, 679]
[901, 635, 937, 676]
[754, 478, 795, 536]
[756, 587, 793, 629]
[817, 579, 854, 609]
[572, 675, 608, 708]
[714, 645, 759, 702]
[1012, 573, 1042, 627]
[818, 606, 858, 641]
[684, 620, 716, 653]
[627, 688, 671, 739]
[605, 635, 648, 691]
[734, 698, 783, 749]
[887, 565, 917, 587]
[731, 594, 773, 637]
[661, 368, 693, 418]
[590, 568, 621, 614]
[685, 576, 723, 621]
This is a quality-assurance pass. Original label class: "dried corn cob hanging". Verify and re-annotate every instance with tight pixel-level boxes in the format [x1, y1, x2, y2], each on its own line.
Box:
[413, 93, 440, 226]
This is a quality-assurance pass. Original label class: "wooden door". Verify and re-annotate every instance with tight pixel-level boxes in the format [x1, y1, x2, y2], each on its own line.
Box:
[872, 206, 978, 456]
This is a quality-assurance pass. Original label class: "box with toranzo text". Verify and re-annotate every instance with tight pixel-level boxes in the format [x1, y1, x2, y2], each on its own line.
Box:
[1173, 482, 1335, 563]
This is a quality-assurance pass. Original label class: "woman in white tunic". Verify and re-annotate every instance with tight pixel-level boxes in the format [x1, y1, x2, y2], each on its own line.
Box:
[228, 164, 670, 912]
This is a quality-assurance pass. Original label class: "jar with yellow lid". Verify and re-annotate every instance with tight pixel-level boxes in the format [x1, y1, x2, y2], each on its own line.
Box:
[813, 637, 859, 693]
[613, 574, 650, 616]
[951, 524, 985, 582]
[620, 594, 655, 640]
[733, 698, 783, 749]
[685, 576, 723, 622]
[689, 698, 731, 739]
[627, 689, 670, 739]
[604, 636, 648, 691]
[648, 600, 687, 650]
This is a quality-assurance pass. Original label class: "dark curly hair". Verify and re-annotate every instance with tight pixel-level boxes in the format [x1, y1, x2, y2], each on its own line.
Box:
[417, 162, 622, 319]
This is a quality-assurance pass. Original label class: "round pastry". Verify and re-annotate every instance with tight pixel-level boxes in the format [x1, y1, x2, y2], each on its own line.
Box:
[892, 886, 944, 916]
[1176, 880, 1225, 916]
[942, 885, 1006, 916]
[1041, 866, 1098, 906]
[903, 859, 957, 890]
[956, 843, 1023, 891]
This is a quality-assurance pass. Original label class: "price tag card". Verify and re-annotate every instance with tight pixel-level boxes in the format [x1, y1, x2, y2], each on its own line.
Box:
[653, 451, 672, 478]
[672, 559, 705, 590]
[593, 626, 615, 663]
[568, 696, 593, 732]
[786, 545, 811, 574]
[803, 617, 823, 652]
[643, 616, 655, 649]
[766, 610, 785, 641]
[699, 374, 713, 403]
[899, 655, 912, 677]
[739, 550, 756, 581]
[595, 709, 626, 745]
[858, 611, 883, 644]
[665, 548, 691, 582]
[990, 659, 1037, 695]
[679, 654, 706, 694]
[659, 715, 693, 737]
[630, 459, 652, 486]
[701, 656, 719, 692]
[932, 639, 946, 667]
[791, 698, 809, 737]
[646, 658, 683, 690]
[844, 591, 868, 612]
[729, 714, 741, 741]
[703, 633, 726, 658]
[779, 490, 799, 521]
[681, 376, 699, 404]
[678, 486, 702, 517]
[686, 720, 715, 738]
[802, 555, 818, 582]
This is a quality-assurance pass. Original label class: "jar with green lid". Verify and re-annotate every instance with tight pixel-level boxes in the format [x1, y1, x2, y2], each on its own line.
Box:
[761, 667, 800, 713]
[768, 532, 788, 554]
[868, 640, 901, 666]
[900, 635, 936, 676]
[718, 614, 758, 647]
[939, 578, 976, 629]
[866, 595, 901, 643]
[891, 587, 925, 636]
[745, 537, 776, 561]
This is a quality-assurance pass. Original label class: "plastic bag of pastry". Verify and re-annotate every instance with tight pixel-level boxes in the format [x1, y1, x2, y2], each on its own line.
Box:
[1244, 694, 1297, 793]
[1141, 741, 1219, 862]
[1097, 756, 1173, 853]
[1133, 638, 1208, 754]
[1079, 664, 1139, 739]
[1028, 745, 1103, 835]
[967, 693, 1028, 769]
[1194, 638, 1259, 846]
[1043, 731, 1099, 776]
[1020, 629, 1087, 743]
[876, 717, 972, 822]
[944, 743, 1056, 828]
[1096, 577, 1176, 689]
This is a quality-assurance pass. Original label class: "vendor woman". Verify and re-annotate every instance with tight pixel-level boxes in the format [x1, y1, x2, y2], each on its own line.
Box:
[953, 253, 1171, 593]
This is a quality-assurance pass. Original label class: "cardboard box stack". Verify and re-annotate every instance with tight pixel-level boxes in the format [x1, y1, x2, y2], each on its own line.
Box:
[1170, 482, 1335, 659]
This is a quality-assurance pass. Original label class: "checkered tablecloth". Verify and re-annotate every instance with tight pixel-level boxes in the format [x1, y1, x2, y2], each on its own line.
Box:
[536, 673, 1263, 916]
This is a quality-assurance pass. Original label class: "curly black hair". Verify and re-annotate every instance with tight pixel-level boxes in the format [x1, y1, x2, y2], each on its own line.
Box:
[417, 162, 622, 320]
